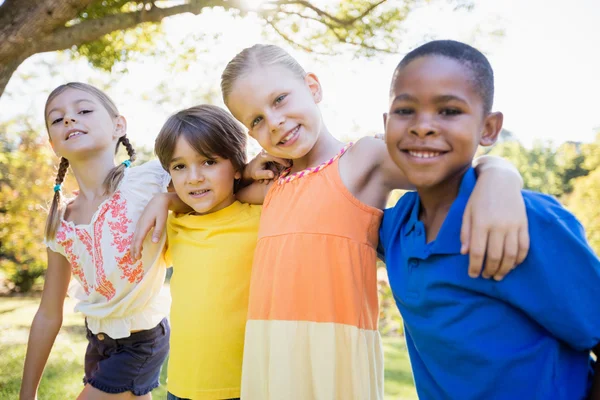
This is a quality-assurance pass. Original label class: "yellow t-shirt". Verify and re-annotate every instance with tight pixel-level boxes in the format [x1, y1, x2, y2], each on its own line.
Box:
[165, 201, 261, 399]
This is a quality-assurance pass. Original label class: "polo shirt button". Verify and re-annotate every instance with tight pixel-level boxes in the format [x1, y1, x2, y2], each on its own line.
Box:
[97, 333, 105, 341]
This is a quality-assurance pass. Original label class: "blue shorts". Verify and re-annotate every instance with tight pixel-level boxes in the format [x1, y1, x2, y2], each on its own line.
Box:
[167, 394, 239, 400]
[83, 318, 170, 395]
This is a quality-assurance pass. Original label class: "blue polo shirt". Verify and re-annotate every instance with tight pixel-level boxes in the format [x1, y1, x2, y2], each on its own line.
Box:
[379, 168, 600, 400]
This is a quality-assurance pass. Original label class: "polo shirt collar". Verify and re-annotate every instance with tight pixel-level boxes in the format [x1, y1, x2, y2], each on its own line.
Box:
[404, 168, 477, 255]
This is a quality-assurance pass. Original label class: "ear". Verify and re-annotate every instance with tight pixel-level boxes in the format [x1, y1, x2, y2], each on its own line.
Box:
[305, 72, 323, 104]
[234, 170, 242, 180]
[114, 115, 127, 140]
[382, 112, 388, 128]
[479, 111, 503, 147]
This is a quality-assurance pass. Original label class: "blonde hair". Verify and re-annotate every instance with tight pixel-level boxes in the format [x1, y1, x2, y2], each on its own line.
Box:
[44, 82, 136, 240]
[221, 44, 307, 104]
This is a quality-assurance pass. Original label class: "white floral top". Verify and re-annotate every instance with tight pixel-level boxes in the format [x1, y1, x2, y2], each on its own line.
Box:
[45, 160, 172, 339]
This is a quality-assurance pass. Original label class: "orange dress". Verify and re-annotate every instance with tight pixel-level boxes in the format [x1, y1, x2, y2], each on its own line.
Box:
[241, 144, 384, 400]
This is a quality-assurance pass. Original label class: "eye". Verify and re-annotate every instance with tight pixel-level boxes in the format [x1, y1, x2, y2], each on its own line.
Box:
[440, 108, 462, 116]
[393, 108, 413, 116]
[50, 117, 64, 125]
[251, 116, 263, 128]
[204, 159, 217, 166]
[274, 94, 286, 105]
[170, 163, 185, 171]
[79, 109, 93, 115]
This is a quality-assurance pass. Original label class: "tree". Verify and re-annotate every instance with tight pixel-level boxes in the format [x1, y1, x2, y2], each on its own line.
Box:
[0, 0, 415, 97]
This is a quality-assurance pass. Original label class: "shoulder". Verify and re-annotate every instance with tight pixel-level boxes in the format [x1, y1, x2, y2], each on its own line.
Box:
[523, 191, 583, 234]
[125, 160, 171, 194]
[347, 136, 388, 168]
[380, 192, 418, 242]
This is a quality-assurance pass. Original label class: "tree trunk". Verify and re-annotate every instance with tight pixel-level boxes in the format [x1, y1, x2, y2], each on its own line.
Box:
[0, 55, 27, 97]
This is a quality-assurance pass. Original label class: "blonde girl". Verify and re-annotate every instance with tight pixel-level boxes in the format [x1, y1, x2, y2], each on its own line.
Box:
[21, 83, 171, 400]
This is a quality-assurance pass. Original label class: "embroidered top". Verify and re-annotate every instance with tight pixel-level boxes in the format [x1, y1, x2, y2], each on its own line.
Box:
[45, 160, 172, 339]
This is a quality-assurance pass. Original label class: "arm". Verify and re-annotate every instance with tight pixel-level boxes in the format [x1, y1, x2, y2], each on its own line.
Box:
[464, 155, 529, 280]
[20, 250, 71, 400]
[130, 192, 187, 260]
[236, 151, 290, 205]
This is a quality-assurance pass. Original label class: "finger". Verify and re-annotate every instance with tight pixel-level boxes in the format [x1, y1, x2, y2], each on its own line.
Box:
[494, 230, 518, 281]
[482, 230, 504, 279]
[151, 214, 166, 244]
[468, 226, 488, 278]
[263, 154, 292, 167]
[516, 226, 530, 264]
[460, 204, 472, 255]
[254, 170, 275, 181]
[131, 220, 151, 260]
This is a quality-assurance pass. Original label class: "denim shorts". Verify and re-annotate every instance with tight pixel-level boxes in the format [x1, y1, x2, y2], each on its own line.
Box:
[167, 394, 239, 400]
[83, 318, 170, 395]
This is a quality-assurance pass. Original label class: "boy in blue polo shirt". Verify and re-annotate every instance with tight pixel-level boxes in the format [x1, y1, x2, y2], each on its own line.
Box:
[379, 39, 600, 400]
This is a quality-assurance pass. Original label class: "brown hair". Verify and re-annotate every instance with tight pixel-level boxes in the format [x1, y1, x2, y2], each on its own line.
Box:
[220, 44, 306, 104]
[44, 82, 136, 240]
[154, 104, 247, 187]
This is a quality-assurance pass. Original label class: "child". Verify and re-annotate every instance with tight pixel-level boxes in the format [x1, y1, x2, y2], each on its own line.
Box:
[217, 44, 531, 400]
[154, 105, 261, 400]
[133, 44, 529, 400]
[20, 82, 171, 399]
[378, 40, 600, 399]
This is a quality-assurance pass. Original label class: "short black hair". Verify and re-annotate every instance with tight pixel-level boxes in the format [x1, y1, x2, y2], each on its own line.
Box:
[394, 40, 494, 113]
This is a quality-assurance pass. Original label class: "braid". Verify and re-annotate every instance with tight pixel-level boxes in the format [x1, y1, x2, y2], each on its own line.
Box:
[45, 157, 70, 240]
[120, 135, 137, 163]
[104, 135, 137, 194]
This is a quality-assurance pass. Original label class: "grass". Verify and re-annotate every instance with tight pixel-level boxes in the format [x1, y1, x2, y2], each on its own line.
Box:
[0, 296, 417, 399]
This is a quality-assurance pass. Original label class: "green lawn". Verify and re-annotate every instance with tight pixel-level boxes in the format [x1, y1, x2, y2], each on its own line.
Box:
[0, 296, 417, 399]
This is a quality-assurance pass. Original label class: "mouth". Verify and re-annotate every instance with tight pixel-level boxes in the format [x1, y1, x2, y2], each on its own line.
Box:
[401, 148, 448, 161]
[66, 130, 87, 140]
[189, 189, 210, 198]
[277, 125, 300, 146]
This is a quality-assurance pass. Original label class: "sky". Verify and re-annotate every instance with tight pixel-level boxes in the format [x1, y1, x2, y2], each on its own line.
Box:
[1, 0, 599, 151]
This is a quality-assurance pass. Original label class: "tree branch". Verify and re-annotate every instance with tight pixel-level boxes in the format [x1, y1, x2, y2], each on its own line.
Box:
[0, 0, 96, 61]
[31, 0, 242, 54]
[280, 0, 388, 27]
[266, 20, 334, 55]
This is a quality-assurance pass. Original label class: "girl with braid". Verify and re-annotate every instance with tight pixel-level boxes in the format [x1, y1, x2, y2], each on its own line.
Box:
[21, 82, 171, 400]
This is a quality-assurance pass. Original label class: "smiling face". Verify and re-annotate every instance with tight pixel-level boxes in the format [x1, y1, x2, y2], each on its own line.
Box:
[225, 65, 324, 160]
[385, 55, 503, 189]
[168, 136, 240, 215]
[45, 88, 124, 159]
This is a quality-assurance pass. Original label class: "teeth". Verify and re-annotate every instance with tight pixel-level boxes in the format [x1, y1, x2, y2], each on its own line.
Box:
[67, 131, 85, 140]
[408, 150, 441, 159]
[190, 189, 209, 195]
[279, 126, 298, 144]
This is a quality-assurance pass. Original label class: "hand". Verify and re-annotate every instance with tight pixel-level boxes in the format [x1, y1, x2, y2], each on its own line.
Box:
[131, 193, 170, 260]
[243, 150, 291, 184]
[461, 169, 530, 280]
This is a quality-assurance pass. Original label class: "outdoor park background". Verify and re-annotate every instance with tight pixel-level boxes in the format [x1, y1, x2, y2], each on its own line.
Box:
[0, 0, 599, 398]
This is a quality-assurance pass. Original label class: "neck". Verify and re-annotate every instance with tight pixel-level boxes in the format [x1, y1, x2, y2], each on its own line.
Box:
[417, 165, 470, 242]
[291, 124, 343, 172]
[68, 151, 118, 200]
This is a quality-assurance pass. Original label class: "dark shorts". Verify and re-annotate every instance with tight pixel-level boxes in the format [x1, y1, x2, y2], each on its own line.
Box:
[83, 318, 170, 395]
[167, 394, 239, 400]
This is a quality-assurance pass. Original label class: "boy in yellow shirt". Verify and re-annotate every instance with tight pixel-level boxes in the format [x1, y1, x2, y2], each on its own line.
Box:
[154, 105, 262, 400]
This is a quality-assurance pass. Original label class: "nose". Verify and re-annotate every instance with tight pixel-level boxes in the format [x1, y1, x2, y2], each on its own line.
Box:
[63, 116, 76, 126]
[410, 114, 438, 138]
[267, 111, 285, 134]
[187, 165, 205, 184]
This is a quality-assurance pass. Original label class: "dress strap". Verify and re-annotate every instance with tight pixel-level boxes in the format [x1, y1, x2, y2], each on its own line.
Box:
[277, 142, 354, 185]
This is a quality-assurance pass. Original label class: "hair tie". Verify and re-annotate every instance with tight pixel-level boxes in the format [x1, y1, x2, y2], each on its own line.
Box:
[53, 184, 62, 193]
[122, 160, 132, 168]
